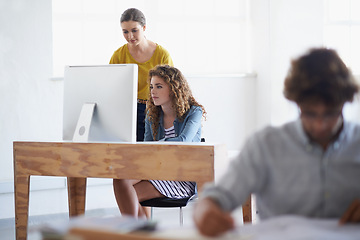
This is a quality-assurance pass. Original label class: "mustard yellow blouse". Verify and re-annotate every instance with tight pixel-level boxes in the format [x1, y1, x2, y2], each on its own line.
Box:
[109, 44, 174, 100]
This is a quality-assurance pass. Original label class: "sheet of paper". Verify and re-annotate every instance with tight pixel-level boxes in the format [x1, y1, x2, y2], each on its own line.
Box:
[155, 215, 360, 240]
[238, 215, 360, 240]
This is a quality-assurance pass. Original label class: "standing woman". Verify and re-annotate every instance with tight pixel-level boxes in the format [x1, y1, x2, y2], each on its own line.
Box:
[109, 8, 173, 141]
[113, 65, 206, 218]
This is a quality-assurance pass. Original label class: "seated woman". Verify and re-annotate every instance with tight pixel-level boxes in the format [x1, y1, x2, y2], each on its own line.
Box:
[113, 65, 206, 218]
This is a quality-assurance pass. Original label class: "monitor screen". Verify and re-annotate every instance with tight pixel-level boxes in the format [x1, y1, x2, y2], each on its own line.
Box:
[63, 64, 138, 142]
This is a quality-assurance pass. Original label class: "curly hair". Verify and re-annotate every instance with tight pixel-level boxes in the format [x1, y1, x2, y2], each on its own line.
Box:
[146, 65, 206, 140]
[283, 48, 359, 106]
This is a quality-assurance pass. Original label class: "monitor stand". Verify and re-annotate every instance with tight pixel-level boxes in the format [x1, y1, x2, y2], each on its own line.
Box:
[72, 103, 96, 142]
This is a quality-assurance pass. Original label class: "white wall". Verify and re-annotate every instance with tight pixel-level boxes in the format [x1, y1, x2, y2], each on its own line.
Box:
[188, 75, 256, 151]
[0, 0, 257, 219]
[251, 0, 325, 129]
[0, 0, 54, 181]
[0, 0, 351, 220]
[0, 0, 64, 218]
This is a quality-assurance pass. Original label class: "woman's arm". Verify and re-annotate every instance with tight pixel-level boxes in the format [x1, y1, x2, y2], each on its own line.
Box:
[143, 117, 154, 141]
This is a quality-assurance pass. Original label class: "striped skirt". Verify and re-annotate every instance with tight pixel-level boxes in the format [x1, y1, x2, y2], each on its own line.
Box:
[149, 180, 196, 198]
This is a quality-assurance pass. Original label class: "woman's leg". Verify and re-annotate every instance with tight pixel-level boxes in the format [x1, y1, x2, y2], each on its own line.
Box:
[134, 180, 164, 218]
[113, 179, 141, 216]
[113, 179, 163, 218]
[141, 206, 152, 219]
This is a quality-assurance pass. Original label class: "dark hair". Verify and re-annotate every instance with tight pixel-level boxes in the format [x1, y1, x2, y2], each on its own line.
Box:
[283, 48, 359, 106]
[146, 65, 206, 140]
[120, 8, 146, 26]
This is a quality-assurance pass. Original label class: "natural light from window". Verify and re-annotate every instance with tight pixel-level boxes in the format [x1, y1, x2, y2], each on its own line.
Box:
[324, 0, 360, 74]
[52, 0, 250, 77]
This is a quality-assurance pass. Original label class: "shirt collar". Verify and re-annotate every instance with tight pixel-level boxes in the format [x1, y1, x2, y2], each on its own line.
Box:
[294, 118, 350, 150]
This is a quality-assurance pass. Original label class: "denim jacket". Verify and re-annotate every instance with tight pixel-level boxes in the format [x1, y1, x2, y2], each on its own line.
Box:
[144, 105, 202, 142]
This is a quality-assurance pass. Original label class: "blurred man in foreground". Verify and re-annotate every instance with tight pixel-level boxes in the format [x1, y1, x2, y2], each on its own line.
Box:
[194, 48, 360, 237]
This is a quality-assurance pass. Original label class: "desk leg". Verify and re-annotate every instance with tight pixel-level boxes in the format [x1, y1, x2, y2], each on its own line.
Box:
[67, 177, 87, 217]
[242, 195, 252, 223]
[14, 174, 30, 240]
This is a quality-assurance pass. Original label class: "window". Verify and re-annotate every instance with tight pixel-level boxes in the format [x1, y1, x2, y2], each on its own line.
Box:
[52, 0, 251, 76]
[324, 0, 360, 74]
[323, 0, 360, 122]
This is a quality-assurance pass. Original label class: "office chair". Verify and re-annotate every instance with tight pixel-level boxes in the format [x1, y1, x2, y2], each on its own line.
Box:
[140, 138, 206, 226]
[140, 194, 197, 226]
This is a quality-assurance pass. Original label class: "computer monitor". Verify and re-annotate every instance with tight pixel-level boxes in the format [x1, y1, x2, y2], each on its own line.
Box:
[63, 64, 138, 143]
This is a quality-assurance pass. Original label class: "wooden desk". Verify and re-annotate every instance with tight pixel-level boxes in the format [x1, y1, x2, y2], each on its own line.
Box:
[13, 141, 226, 240]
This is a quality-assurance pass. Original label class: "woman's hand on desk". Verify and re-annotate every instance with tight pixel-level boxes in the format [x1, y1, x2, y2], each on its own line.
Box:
[193, 198, 235, 237]
[339, 199, 360, 224]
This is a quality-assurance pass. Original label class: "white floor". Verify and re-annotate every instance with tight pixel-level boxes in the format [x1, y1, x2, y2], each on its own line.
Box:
[0, 200, 246, 240]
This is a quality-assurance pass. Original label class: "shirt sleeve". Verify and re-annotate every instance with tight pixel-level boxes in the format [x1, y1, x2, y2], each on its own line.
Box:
[109, 49, 120, 64]
[109, 46, 125, 64]
[162, 53, 174, 67]
[109, 53, 116, 64]
[144, 117, 154, 141]
[201, 132, 269, 212]
[157, 45, 174, 67]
